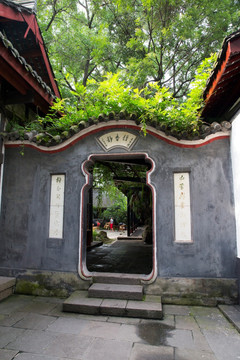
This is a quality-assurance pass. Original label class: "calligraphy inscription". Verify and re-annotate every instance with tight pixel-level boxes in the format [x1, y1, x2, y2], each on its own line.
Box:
[49, 174, 65, 239]
[97, 131, 137, 151]
[174, 172, 192, 242]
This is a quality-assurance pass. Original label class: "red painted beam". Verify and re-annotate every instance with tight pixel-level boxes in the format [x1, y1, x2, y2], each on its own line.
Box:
[0, 4, 27, 22]
[0, 58, 28, 94]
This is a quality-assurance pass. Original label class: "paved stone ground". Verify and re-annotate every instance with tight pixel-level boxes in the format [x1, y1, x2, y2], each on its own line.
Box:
[0, 295, 240, 360]
[87, 240, 152, 274]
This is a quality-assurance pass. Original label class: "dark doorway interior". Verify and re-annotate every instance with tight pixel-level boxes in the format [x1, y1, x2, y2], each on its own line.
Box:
[86, 156, 153, 275]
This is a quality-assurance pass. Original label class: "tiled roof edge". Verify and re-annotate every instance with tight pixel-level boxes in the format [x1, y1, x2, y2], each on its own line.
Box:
[203, 30, 240, 100]
[0, 115, 231, 147]
[0, 31, 56, 99]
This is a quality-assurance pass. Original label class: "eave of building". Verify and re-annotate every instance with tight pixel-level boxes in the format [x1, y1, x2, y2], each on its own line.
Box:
[202, 30, 240, 121]
[0, 0, 60, 99]
[10, 0, 36, 11]
[0, 31, 55, 113]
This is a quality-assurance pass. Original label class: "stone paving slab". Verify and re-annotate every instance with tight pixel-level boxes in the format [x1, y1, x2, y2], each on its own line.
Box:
[190, 328, 213, 352]
[32, 296, 65, 304]
[218, 304, 240, 333]
[0, 311, 27, 326]
[19, 301, 58, 315]
[166, 329, 194, 349]
[0, 326, 25, 348]
[145, 294, 162, 303]
[118, 323, 142, 342]
[13, 313, 56, 330]
[163, 304, 191, 316]
[82, 338, 133, 360]
[80, 320, 122, 340]
[175, 315, 212, 352]
[194, 311, 236, 334]
[136, 321, 174, 346]
[175, 314, 200, 330]
[0, 348, 19, 360]
[1, 295, 240, 360]
[175, 348, 217, 360]
[12, 354, 75, 360]
[202, 329, 240, 360]
[189, 306, 221, 317]
[141, 315, 175, 327]
[0, 295, 33, 314]
[42, 333, 94, 359]
[6, 329, 56, 353]
[130, 343, 174, 360]
[46, 317, 90, 334]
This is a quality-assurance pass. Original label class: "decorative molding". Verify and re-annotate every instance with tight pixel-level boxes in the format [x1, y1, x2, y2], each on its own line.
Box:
[97, 130, 138, 151]
[78, 152, 157, 284]
[49, 174, 65, 239]
[4, 121, 231, 153]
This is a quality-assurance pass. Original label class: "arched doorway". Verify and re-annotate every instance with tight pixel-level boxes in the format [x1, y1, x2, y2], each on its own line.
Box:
[79, 153, 157, 283]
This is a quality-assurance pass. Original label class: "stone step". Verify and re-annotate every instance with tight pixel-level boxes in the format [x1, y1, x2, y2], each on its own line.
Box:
[92, 274, 142, 285]
[88, 283, 143, 300]
[218, 304, 240, 333]
[0, 276, 16, 301]
[63, 291, 163, 319]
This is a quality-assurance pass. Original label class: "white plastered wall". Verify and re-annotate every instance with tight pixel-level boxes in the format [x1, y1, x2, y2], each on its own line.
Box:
[230, 111, 240, 257]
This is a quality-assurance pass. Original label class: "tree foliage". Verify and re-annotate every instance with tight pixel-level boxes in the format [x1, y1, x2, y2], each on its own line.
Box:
[37, 0, 239, 98]
[92, 162, 128, 224]
[9, 53, 215, 138]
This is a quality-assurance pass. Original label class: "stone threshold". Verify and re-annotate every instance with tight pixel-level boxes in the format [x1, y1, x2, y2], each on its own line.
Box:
[63, 290, 163, 319]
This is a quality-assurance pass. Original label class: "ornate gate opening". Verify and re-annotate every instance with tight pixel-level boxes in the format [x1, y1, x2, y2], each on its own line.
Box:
[79, 153, 157, 282]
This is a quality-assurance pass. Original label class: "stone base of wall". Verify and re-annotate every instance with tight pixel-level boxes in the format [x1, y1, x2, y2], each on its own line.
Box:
[0, 268, 238, 305]
[144, 277, 239, 306]
[0, 268, 90, 297]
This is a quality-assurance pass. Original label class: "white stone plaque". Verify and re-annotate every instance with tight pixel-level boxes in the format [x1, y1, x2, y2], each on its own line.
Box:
[49, 174, 65, 238]
[97, 131, 137, 151]
[174, 172, 192, 242]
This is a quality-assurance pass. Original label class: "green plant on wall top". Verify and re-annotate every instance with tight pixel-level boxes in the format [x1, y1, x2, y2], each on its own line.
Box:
[7, 54, 217, 138]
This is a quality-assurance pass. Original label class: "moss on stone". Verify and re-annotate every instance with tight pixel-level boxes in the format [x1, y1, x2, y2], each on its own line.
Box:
[15, 279, 68, 297]
[15, 280, 40, 295]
